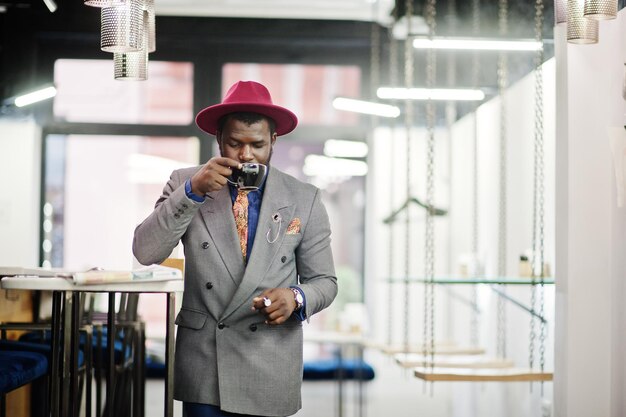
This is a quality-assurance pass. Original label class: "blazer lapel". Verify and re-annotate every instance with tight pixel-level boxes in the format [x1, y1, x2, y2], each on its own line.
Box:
[221, 168, 295, 320]
[199, 186, 245, 285]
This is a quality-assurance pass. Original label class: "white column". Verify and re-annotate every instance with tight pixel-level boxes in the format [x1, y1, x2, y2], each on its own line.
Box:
[554, 13, 626, 417]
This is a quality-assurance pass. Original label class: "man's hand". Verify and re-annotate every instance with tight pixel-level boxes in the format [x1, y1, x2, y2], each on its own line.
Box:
[252, 288, 297, 325]
[190, 157, 241, 196]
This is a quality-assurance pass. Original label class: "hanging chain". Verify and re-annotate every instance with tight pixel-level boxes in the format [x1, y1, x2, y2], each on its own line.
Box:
[470, 0, 480, 348]
[387, 7, 399, 348]
[403, 0, 414, 355]
[370, 22, 381, 103]
[496, 0, 508, 360]
[529, 0, 546, 386]
[423, 0, 437, 377]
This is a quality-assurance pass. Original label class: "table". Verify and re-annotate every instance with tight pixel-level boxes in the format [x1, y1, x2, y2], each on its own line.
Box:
[0, 276, 183, 417]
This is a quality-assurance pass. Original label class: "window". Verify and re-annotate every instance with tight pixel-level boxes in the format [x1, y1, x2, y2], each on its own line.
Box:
[223, 63, 361, 126]
[53, 59, 194, 125]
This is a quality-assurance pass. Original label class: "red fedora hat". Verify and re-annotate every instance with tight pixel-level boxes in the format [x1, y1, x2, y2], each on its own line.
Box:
[196, 81, 298, 136]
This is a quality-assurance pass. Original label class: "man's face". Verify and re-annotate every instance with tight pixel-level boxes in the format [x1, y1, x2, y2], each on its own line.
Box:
[217, 116, 277, 165]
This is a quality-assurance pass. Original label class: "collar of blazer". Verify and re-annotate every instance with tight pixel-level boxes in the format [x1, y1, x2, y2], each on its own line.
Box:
[199, 166, 296, 320]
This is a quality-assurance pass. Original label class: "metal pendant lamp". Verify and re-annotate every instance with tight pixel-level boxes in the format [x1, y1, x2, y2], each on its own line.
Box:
[567, 0, 599, 44]
[114, 10, 148, 80]
[583, 0, 617, 20]
[101, 0, 144, 53]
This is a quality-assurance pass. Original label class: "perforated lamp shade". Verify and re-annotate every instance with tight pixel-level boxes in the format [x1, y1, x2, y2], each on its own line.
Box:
[567, 0, 599, 44]
[583, 0, 617, 20]
[554, 0, 567, 25]
[145, 0, 155, 52]
[101, 0, 144, 53]
[114, 10, 148, 80]
[83, 0, 111, 7]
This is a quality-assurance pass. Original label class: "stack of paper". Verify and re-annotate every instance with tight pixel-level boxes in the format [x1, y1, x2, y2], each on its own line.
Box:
[72, 265, 182, 285]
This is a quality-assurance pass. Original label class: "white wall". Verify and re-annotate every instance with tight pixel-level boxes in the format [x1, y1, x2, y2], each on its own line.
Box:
[555, 11, 626, 417]
[0, 118, 41, 267]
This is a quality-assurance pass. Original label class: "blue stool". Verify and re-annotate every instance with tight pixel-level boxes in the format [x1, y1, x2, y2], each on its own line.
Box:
[0, 339, 87, 417]
[0, 349, 48, 417]
[303, 358, 375, 381]
[303, 357, 375, 417]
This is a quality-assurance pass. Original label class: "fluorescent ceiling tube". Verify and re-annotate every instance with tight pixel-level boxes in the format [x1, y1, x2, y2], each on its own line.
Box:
[332, 97, 401, 118]
[42, 0, 57, 13]
[324, 139, 368, 158]
[14, 86, 57, 107]
[377, 87, 485, 101]
[413, 37, 543, 51]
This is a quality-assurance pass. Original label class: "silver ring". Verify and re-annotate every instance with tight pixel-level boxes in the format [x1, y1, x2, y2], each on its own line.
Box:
[263, 297, 272, 307]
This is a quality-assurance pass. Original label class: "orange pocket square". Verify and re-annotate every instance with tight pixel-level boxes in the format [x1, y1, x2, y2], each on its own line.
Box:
[286, 218, 301, 234]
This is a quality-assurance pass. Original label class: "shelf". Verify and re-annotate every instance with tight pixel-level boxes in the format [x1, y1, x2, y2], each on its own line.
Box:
[373, 343, 485, 356]
[414, 367, 553, 382]
[384, 276, 555, 285]
[395, 354, 514, 369]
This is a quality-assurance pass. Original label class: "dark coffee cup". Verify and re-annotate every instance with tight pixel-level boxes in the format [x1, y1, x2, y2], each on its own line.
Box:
[228, 163, 267, 190]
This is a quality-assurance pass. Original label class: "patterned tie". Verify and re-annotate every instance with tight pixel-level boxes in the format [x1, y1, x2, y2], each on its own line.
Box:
[233, 189, 250, 262]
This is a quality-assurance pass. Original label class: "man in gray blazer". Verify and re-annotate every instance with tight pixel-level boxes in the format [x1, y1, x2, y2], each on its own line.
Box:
[133, 80, 337, 417]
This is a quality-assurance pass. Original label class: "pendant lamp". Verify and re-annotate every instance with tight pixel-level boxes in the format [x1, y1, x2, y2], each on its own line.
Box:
[583, 0, 617, 20]
[567, 0, 599, 44]
[114, 10, 148, 80]
[101, 0, 144, 53]
[554, 0, 567, 25]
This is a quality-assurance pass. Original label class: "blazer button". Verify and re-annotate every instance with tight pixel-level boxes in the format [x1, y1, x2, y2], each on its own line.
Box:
[218, 322, 225, 329]
[202, 242, 209, 249]
[281, 256, 287, 263]
[174, 213, 180, 219]
[249, 324, 258, 332]
[205, 282, 213, 289]
[182, 203, 188, 209]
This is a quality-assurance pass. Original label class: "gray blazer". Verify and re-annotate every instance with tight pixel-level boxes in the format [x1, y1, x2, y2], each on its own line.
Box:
[133, 165, 337, 416]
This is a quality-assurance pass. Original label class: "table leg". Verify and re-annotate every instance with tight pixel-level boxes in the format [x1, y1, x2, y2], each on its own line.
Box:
[50, 291, 62, 417]
[71, 292, 80, 417]
[62, 292, 72, 417]
[107, 293, 116, 417]
[337, 347, 344, 417]
[165, 292, 175, 417]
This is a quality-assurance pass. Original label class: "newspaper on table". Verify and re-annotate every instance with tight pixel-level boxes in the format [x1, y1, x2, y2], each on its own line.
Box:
[72, 264, 182, 285]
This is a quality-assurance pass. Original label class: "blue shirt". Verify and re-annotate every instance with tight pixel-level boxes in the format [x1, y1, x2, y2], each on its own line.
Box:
[184, 176, 306, 320]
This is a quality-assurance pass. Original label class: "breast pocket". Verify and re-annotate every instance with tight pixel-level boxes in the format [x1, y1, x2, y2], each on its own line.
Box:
[175, 307, 208, 330]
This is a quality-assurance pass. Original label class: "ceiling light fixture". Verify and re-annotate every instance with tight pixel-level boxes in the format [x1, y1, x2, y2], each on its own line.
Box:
[332, 97, 401, 118]
[42, 0, 57, 13]
[583, 0, 617, 20]
[323, 140, 369, 158]
[14, 86, 57, 107]
[555, 0, 567, 25]
[567, 0, 599, 44]
[413, 37, 543, 51]
[377, 87, 485, 101]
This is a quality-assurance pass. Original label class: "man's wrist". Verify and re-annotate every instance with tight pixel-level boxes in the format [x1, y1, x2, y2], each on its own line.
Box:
[290, 287, 304, 311]
[185, 178, 205, 202]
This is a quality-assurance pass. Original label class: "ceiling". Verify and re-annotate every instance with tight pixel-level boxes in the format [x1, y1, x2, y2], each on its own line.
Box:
[0, 0, 555, 122]
[154, 0, 395, 23]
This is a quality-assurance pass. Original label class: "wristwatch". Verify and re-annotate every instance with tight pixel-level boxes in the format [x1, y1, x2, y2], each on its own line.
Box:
[291, 287, 304, 311]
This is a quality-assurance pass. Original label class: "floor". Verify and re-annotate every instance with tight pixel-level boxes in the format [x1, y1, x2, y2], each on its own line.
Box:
[143, 350, 435, 417]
